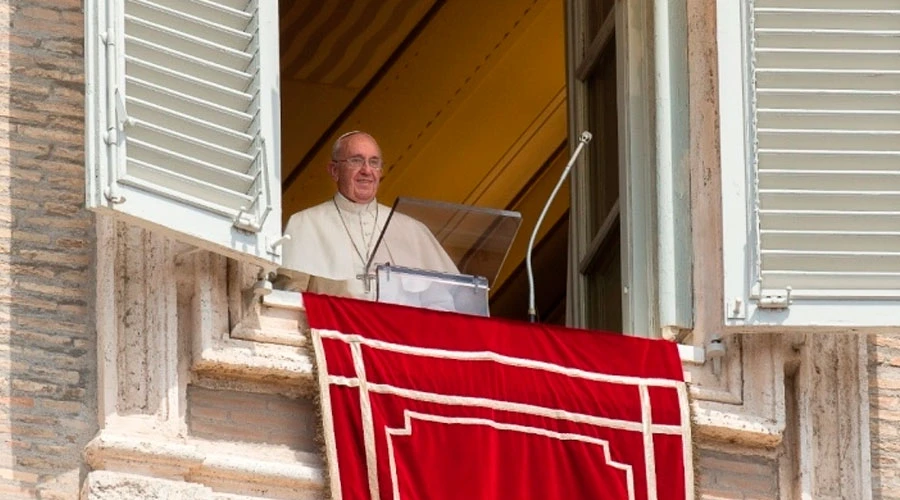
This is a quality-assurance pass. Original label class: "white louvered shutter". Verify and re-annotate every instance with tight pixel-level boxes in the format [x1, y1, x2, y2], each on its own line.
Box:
[719, 0, 900, 328]
[85, 0, 282, 268]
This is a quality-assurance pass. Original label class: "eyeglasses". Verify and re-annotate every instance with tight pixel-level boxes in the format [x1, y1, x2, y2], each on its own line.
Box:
[336, 156, 383, 170]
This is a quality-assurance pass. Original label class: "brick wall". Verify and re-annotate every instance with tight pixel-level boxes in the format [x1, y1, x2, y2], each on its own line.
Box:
[0, 1, 96, 498]
[188, 386, 318, 453]
[870, 334, 900, 499]
[697, 447, 780, 500]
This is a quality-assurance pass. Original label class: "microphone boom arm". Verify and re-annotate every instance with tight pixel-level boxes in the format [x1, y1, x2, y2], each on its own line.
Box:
[526, 131, 592, 322]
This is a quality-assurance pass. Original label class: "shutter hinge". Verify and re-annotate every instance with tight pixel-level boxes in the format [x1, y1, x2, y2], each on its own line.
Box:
[103, 88, 130, 204]
[232, 138, 273, 233]
[232, 207, 261, 233]
[756, 286, 792, 310]
[114, 88, 133, 130]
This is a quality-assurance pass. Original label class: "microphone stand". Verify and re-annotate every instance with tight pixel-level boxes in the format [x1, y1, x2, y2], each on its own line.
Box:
[526, 131, 592, 323]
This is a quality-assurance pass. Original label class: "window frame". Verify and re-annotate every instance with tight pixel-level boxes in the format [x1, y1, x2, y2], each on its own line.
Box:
[566, 0, 693, 337]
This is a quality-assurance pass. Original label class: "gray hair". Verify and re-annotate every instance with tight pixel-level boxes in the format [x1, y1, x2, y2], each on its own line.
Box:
[331, 131, 376, 160]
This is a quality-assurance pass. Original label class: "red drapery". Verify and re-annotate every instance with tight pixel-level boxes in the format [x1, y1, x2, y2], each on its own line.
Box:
[305, 293, 692, 500]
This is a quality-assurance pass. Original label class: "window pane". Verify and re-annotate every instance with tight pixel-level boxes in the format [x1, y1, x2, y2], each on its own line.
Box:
[587, 229, 622, 333]
[587, 42, 618, 238]
[584, 37, 620, 333]
[587, 0, 615, 38]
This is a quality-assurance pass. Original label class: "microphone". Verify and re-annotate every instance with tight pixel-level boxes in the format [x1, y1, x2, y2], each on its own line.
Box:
[526, 131, 592, 323]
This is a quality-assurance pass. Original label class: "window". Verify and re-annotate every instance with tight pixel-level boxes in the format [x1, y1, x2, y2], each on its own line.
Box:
[566, 0, 692, 336]
[719, 0, 900, 328]
[575, 1, 622, 333]
[85, 0, 284, 268]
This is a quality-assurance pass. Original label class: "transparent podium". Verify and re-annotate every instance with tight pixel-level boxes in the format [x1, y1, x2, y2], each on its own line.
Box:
[365, 197, 521, 316]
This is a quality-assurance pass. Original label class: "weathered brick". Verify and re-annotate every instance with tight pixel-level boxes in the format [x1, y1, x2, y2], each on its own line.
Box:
[0, 469, 40, 483]
[13, 249, 89, 267]
[9, 423, 57, 440]
[190, 419, 270, 443]
[11, 15, 81, 38]
[229, 408, 298, 427]
[26, 0, 81, 10]
[0, 483, 36, 497]
[189, 405, 229, 421]
[10, 379, 60, 396]
[36, 399, 82, 415]
[7, 76, 50, 97]
[15, 281, 84, 299]
[0, 396, 34, 408]
[14, 124, 82, 145]
[17, 6, 57, 21]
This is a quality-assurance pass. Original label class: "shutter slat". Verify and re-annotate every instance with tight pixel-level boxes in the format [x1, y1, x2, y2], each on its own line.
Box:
[762, 252, 900, 275]
[125, 14, 252, 71]
[761, 272, 900, 293]
[127, 76, 252, 131]
[758, 110, 900, 131]
[141, 0, 252, 30]
[760, 190, 900, 212]
[762, 230, 900, 252]
[129, 119, 255, 173]
[758, 150, 900, 170]
[759, 170, 900, 191]
[128, 138, 254, 191]
[125, 63, 252, 112]
[757, 29, 900, 51]
[757, 70, 900, 92]
[757, 49, 900, 71]
[128, 97, 253, 150]
[757, 90, 900, 111]
[125, 36, 253, 91]
[120, 175, 239, 219]
[126, 0, 252, 49]
[756, 10, 900, 31]
[127, 157, 253, 209]
[760, 210, 900, 232]
[758, 129, 900, 151]
[757, 0, 900, 9]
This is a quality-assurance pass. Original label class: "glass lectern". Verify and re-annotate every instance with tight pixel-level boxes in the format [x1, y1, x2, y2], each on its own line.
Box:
[365, 197, 521, 316]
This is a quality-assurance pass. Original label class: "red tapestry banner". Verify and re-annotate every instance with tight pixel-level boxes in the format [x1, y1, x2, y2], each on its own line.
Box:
[305, 293, 693, 500]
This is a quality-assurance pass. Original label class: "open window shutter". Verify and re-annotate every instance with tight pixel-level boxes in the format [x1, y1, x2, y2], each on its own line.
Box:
[85, 0, 282, 268]
[720, 1, 900, 327]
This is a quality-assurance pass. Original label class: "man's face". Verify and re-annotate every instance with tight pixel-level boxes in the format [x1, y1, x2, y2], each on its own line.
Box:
[328, 134, 383, 203]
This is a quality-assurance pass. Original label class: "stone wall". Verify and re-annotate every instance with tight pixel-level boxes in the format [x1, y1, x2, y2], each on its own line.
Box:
[187, 386, 318, 451]
[0, 0, 96, 498]
[870, 334, 900, 498]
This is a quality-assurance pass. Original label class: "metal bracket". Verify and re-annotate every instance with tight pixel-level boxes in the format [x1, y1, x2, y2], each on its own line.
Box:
[757, 287, 792, 310]
[114, 88, 133, 129]
[706, 337, 726, 376]
[727, 297, 745, 320]
[232, 206, 261, 233]
[103, 187, 126, 204]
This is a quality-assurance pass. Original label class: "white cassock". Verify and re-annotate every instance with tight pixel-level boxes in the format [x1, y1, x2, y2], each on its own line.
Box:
[281, 193, 459, 308]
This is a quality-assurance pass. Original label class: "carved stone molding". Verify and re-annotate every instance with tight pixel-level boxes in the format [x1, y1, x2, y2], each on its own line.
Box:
[89, 217, 323, 499]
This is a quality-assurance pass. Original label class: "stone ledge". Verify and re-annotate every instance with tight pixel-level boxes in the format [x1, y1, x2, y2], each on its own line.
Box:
[192, 340, 315, 384]
[84, 430, 324, 498]
[83, 470, 325, 500]
[692, 404, 783, 448]
[83, 471, 212, 500]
